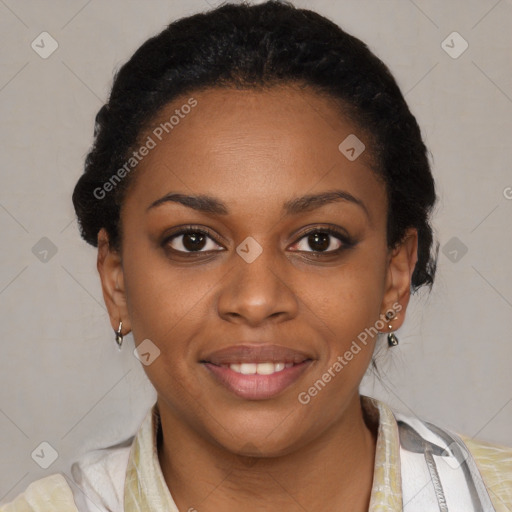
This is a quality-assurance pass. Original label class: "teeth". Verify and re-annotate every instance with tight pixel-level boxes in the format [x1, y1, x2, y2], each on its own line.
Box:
[239, 363, 257, 375]
[228, 362, 293, 375]
[255, 362, 275, 375]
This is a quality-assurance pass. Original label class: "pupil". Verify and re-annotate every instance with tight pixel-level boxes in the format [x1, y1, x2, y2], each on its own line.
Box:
[183, 233, 206, 251]
[181, 232, 332, 252]
[309, 232, 329, 252]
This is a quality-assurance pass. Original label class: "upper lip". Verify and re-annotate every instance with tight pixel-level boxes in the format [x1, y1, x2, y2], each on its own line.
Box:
[202, 344, 313, 365]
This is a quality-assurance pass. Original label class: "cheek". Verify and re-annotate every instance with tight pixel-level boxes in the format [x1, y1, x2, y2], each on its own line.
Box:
[122, 250, 211, 403]
[123, 237, 387, 344]
[122, 226, 388, 385]
[309, 254, 387, 329]
[122, 244, 207, 337]
[301, 253, 388, 384]
[294, 269, 384, 413]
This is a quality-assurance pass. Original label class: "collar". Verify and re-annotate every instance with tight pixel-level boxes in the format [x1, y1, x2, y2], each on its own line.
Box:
[123, 395, 403, 511]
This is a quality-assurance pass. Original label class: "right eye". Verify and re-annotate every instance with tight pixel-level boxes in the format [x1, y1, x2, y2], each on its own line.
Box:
[163, 227, 224, 254]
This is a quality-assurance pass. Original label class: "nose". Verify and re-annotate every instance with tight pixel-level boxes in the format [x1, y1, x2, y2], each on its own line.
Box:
[216, 244, 299, 327]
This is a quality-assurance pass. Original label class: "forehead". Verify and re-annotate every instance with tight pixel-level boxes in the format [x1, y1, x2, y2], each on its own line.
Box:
[123, 86, 386, 222]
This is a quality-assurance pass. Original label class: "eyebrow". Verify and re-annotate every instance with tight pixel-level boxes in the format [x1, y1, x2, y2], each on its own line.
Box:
[146, 189, 369, 218]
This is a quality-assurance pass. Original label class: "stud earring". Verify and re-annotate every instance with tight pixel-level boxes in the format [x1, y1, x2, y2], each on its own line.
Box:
[383, 309, 399, 347]
[115, 321, 123, 350]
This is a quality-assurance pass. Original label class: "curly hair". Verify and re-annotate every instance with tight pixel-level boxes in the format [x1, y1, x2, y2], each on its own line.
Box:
[72, 0, 438, 292]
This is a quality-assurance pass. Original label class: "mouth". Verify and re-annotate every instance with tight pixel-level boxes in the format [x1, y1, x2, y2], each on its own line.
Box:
[200, 344, 314, 400]
[221, 361, 295, 375]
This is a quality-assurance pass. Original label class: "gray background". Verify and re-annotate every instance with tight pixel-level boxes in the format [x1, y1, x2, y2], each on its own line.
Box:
[1, 0, 511, 503]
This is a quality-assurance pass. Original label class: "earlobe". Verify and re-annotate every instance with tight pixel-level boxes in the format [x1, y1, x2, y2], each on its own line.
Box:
[97, 228, 131, 335]
[380, 228, 418, 332]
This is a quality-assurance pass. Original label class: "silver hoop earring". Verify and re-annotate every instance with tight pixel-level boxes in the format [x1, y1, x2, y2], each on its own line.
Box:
[115, 321, 123, 350]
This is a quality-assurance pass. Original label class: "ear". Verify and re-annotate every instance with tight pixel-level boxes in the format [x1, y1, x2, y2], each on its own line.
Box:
[97, 228, 131, 336]
[379, 227, 418, 332]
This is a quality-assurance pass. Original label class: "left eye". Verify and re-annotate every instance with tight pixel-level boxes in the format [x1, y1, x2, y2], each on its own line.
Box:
[291, 230, 346, 253]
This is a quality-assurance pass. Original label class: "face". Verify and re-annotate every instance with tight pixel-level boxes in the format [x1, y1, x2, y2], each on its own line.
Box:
[98, 86, 417, 456]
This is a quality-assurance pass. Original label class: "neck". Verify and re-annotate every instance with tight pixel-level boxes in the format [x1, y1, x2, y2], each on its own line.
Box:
[157, 393, 378, 512]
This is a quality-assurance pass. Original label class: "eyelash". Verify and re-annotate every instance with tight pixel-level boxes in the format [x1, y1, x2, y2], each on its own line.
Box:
[162, 224, 356, 257]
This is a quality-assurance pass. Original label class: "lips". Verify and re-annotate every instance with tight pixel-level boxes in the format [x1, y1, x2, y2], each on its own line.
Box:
[200, 344, 314, 400]
[202, 344, 312, 365]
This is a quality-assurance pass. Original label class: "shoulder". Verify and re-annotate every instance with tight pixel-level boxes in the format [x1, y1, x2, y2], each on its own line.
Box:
[68, 436, 134, 511]
[0, 437, 134, 512]
[0, 473, 78, 512]
[459, 433, 512, 509]
[374, 397, 512, 510]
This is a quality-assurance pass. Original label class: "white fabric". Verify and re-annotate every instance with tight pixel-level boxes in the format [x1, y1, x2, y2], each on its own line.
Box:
[66, 438, 132, 512]
[394, 410, 496, 512]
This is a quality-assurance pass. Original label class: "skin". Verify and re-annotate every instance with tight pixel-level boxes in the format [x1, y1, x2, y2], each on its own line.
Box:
[97, 85, 418, 512]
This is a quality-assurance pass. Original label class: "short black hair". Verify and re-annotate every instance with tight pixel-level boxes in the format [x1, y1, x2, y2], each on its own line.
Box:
[72, 0, 438, 292]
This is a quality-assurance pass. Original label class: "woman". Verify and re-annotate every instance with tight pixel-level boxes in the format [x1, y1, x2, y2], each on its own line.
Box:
[2, 1, 510, 511]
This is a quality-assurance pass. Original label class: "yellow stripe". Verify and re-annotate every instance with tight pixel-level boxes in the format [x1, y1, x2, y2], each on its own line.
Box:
[459, 433, 512, 511]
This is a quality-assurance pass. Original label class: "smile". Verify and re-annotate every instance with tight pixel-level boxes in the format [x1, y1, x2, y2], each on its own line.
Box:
[202, 359, 313, 400]
[223, 362, 293, 375]
[200, 343, 315, 400]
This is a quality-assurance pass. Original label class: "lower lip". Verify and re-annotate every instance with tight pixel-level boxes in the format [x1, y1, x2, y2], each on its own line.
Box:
[203, 361, 312, 400]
